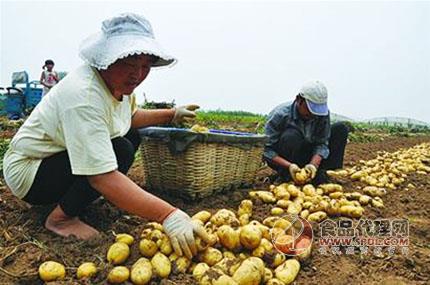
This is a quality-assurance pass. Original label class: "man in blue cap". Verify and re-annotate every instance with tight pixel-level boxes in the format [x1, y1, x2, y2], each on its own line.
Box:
[264, 80, 349, 185]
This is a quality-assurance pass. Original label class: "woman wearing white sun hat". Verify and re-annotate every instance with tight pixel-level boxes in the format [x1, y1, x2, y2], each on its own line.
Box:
[3, 13, 208, 259]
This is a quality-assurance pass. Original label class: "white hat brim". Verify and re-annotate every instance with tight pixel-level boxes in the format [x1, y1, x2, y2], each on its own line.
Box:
[79, 32, 177, 69]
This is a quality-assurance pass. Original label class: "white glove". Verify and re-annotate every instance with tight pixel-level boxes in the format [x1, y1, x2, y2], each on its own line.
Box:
[162, 209, 210, 259]
[304, 164, 318, 180]
[171, 104, 200, 124]
[288, 163, 301, 183]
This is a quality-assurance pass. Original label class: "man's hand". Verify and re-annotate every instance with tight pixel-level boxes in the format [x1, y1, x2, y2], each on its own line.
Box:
[171, 105, 200, 124]
[289, 163, 301, 183]
[304, 164, 318, 180]
[162, 209, 212, 259]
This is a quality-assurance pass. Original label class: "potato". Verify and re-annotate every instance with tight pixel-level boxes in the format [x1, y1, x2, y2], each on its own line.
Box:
[287, 202, 302, 215]
[201, 247, 223, 266]
[192, 210, 212, 223]
[276, 199, 292, 209]
[250, 191, 276, 203]
[213, 257, 241, 275]
[107, 242, 130, 265]
[307, 211, 327, 223]
[192, 262, 210, 281]
[232, 258, 264, 285]
[371, 197, 384, 208]
[200, 268, 225, 285]
[286, 184, 300, 197]
[271, 207, 284, 215]
[239, 214, 250, 226]
[275, 259, 300, 284]
[273, 187, 290, 200]
[319, 183, 343, 194]
[238, 200, 253, 216]
[351, 170, 366, 180]
[223, 251, 236, 259]
[339, 205, 364, 218]
[139, 239, 158, 258]
[240, 225, 262, 250]
[302, 184, 316, 196]
[359, 195, 372, 205]
[130, 258, 152, 285]
[157, 236, 173, 255]
[263, 268, 273, 283]
[217, 225, 241, 250]
[151, 252, 171, 278]
[173, 257, 191, 274]
[295, 168, 310, 184]
[210, 209, 240, 227]
[300, 209, 310, 219]
[363, 186, 386, 197]
[107, 266, 130, 284]
[76, 262, 97, 279]
[271, 253, 286, 268]
[329, 192, 344, 199]
[148, 229, 164, 241]
[115, 233, 134, 245]
[39, 261, 66, 282]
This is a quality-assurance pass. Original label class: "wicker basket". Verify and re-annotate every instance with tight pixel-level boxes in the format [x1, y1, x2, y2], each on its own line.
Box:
[139, 127, 267, 200]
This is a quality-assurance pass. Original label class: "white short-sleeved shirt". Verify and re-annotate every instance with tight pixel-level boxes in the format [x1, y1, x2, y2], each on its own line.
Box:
[3, 64, 138, 199]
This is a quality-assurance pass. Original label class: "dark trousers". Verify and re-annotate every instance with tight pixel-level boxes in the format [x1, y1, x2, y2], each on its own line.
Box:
[23, 128, 142, 217]
[269, 122, 349, 184]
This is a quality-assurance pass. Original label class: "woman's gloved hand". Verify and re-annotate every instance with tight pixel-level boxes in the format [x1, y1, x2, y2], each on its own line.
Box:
[162, 208, 211, 259]
[171, 104, 200, 124]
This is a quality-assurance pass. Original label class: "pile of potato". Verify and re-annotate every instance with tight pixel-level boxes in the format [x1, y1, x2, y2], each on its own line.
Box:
[38, 143, 430, 283]
[327, 142, 430, 191]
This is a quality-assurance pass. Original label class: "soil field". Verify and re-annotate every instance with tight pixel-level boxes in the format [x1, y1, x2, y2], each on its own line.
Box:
[0, 135, 429, 285]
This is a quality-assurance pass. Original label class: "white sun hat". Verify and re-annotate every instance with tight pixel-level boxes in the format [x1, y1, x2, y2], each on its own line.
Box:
[79, 12, 176, 69]
[299, 80, 329, 116]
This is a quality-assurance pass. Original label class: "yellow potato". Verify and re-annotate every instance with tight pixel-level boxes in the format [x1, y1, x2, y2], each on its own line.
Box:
[217, 225, 241, 250]
[239, 214, 250, 226]
[201, 247, 223, 266]
[307, 211, 327, 222]
[139, 239, 158, 258]
[115, 233, 134, 245]
[329, 192, 344, 199]
[363, 186, 386, 197]
[275, 259, 300, 284]
[250, 191, 276, 203]
[157, 236, 173, 255]
[190, 124, 209, 133]
[223, 251, 236, 259]
[232, 257, 265, 285]
[151, 252, 171, 278]
[339, 205, 364, 218]
[300, 209, 310, 219]
[295, 168, 310, 184]
[192, 210, 212, 223]
[371, 197, 384, 208]
[107, 242, 130, 265]
[174, 257, 191, 274]
[76, 262, 97, 279]
[273, 187, 290, 200]
[359, 195, 372, 205]
[286, 184, 300, 197]
[302, 184, 316, 196]
[263, 268, 274, 282]
[213, 257, 241, 276]
[199, 268, 225, 285]
[238, 200, 253, 216]
[130, 258, 152, 285]
[271, 207, 284, 215]
[210, 209, 240, 227]
[287, 202, 302, 215]
[240, 225, 262, 250]
[276, 199, 292, 209]
[192, 262, 210, 281]
[319, 183, 343, 194]
[107, 266, 130, 284]
[39, 261, 66, 282]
